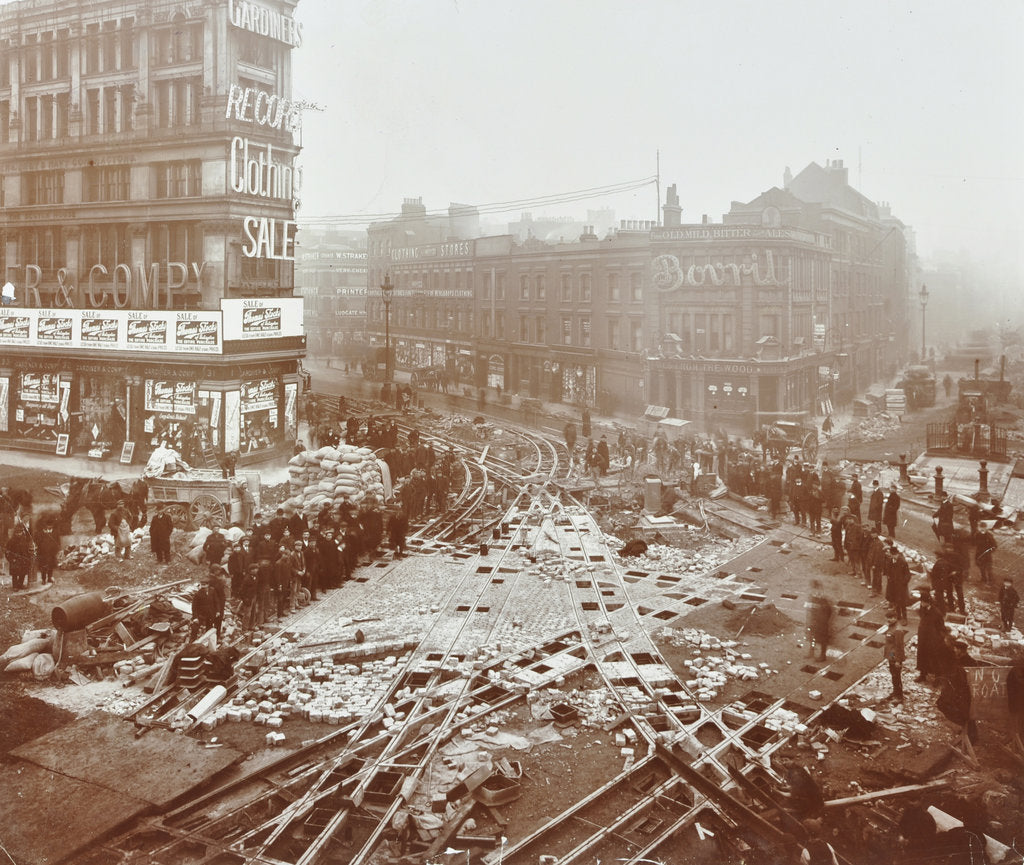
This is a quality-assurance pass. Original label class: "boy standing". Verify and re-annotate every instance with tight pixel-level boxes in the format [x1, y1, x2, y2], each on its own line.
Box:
[883, 613, 907, 702]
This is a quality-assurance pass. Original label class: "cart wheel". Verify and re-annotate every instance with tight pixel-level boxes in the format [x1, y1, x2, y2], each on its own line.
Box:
[189, 494, 227, 529]
[801, 432, 819, 462]
[165, 504, 190, 530]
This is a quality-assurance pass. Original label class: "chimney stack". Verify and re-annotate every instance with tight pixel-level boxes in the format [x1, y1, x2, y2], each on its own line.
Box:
[662, 184, 682, 228]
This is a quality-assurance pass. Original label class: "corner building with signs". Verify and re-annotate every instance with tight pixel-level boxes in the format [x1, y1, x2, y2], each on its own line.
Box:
[366, 200, 650, 414]
[0, 0, 305, 463]
[368, 167, 912, 435]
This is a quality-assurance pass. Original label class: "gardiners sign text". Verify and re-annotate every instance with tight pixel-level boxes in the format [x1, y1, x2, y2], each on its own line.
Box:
[4, 262, 208, 309]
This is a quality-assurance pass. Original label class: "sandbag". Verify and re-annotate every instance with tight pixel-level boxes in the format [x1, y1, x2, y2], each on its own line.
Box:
[356, 447, 374, 456]
[2, 636, 52, 663]
[22, 628, 53, 644]
[321, 459, 340, 472]
[4, 653, 39, 673]
[32, 654, 56, 680]
[223, 526, 246, 544]
[288, 454, 305, 467]
[191, 526, 213, 548]
[341, 453, 364, 464]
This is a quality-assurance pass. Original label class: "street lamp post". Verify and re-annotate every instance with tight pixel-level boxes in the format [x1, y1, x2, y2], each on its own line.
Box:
[381, 273, 394, 383]
[919, 283, 929, 362]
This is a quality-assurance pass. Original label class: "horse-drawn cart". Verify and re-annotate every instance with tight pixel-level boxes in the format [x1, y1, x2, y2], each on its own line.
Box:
[755, 420, 819, 462]
[147, 470, 260, 529]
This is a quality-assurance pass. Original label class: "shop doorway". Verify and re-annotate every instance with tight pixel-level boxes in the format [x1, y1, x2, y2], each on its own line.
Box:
[487, 354, 505, 390]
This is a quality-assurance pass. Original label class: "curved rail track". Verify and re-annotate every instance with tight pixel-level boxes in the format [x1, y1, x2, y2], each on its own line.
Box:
[87, 397, 816, 865]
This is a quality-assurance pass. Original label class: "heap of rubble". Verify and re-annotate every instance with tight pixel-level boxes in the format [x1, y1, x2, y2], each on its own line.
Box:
[57, 526, 148, 569]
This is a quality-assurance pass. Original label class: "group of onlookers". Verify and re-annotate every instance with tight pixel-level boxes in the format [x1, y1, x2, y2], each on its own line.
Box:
[182, 499, 412, 633]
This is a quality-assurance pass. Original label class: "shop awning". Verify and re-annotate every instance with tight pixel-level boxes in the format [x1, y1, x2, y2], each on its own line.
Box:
[658, 418, 691, 430]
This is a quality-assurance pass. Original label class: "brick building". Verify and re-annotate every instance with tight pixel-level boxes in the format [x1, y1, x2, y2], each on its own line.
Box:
[294, 227, 366, 360]
[366, 163, 913, 434]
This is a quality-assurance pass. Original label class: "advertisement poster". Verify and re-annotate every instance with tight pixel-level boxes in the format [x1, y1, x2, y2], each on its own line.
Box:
[19, 372, 61, 405]
[175, 315, 221, 353]
[145, 380, 197, 415]
[0, 378, 8, 433]
[36, 315, 74, 345]
[126, 316, 169, 350]
[0, 314, 31, 345]
[240, 378, 279, 412]
[242, 305, 282, 336]
[80, 315, 120, 347]
[222, 298, 303, 340]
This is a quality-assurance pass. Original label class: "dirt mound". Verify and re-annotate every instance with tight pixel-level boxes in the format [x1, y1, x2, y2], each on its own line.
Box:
[725, 603, 796, 637]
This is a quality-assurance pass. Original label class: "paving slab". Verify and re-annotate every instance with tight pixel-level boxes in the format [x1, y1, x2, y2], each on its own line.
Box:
[11, 713, 242, 809]
[0, 760, 148, 865]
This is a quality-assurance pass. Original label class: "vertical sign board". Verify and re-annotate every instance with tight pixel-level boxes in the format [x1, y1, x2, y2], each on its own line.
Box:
[120, 442, 136, 464]
[968, 665, 1013, 721]
[55, 433, 70, 456]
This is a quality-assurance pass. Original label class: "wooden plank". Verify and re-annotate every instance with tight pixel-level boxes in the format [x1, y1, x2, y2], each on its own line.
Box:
[0, 761, 148, 865]
[824, 780, 950, 808]
[11, 715, 241, 809]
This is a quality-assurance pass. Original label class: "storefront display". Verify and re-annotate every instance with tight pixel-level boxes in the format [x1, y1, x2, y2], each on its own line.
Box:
[0, 358, 299, 463]
[76, 373, 126, 456]
[16, 372, 64, 440]
[561, 364, 596, 406]
[144, 378, 198, 453]
[239, 377, 282, 454]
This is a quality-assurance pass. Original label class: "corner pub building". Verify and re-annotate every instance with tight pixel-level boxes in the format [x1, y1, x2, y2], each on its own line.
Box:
[0, 0, 305, 464]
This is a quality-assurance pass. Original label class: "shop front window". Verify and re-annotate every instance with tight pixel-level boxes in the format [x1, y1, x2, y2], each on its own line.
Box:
[143, 378, 204, 458]
[77, 372, 126, 455]
[240, 377, 281, 454]
[15, 372, 62, 440]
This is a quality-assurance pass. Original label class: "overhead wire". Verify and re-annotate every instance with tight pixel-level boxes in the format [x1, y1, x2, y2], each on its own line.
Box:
[297, 176, 658, 226]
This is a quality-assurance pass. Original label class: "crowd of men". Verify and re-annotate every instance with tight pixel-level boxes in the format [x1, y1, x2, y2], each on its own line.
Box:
[183, 408, 471, 633]
[179, 498, 410, 634]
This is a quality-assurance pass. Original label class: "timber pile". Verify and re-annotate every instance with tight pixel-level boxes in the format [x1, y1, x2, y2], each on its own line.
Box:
[284, 444, 387, 516]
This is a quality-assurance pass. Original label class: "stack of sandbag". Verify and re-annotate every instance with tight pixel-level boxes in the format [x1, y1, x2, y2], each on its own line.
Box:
[284, 444, 387, 517]
[2, 628, 56, 678]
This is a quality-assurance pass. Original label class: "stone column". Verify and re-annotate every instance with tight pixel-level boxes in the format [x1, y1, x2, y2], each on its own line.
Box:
[977, 460, 990, 503]
[934, 465, 944, 500]
[199, 220, 235, 308]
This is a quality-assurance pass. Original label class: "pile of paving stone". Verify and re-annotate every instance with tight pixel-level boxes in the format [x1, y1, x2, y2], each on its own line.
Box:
[518, 550, 598, 583]
[209, 651, 411, 734]
[612, 535, 764, 576]
[845, 413, 904, 443]
[57, 527, 147, 569]
[656, 626, 769, 701]
[284, 444, 387, 517]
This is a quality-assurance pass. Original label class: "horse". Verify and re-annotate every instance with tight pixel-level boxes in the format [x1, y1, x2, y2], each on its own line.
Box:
[60, 477, 149, 535]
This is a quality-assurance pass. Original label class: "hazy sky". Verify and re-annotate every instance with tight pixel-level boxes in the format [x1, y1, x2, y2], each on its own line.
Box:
[294, 1, 1023, 269]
